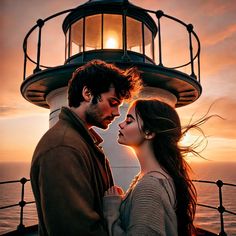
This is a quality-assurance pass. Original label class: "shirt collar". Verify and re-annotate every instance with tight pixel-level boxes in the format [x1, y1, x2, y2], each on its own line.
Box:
[89, 128, 103, 146]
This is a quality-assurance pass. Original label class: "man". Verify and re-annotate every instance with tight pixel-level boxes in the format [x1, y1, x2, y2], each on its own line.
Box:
[30, 59, 141, 236]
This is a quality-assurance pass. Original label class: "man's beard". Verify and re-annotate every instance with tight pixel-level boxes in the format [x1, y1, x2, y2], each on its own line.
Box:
[85, 104, 112, 129]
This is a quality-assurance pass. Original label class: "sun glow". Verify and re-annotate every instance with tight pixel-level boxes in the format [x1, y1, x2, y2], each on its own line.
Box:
[180, 131, 192, 146]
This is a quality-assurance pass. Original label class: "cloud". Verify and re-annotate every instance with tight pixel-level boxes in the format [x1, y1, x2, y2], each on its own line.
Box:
[0, 106, 23, 116]
[178, 97, 236, 140]
[202, 24, 236, 46]
[0, 105, 48, 117]
[200, 33, 236, 76]
[200, 0, 236, 16]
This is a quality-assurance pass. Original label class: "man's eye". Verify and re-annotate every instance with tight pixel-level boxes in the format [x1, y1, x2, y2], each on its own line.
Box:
[110, 101, 118, 107]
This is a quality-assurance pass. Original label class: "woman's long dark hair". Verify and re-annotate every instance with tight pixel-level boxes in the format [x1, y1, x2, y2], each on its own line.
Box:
[134, 99, 200, 236]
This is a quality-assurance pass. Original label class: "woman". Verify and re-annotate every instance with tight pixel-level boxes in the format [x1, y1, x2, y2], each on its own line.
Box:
[103, 99, 197, 236]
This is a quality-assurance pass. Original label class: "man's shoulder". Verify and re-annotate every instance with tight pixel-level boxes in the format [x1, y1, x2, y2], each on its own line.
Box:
[33, 120, 89, 158]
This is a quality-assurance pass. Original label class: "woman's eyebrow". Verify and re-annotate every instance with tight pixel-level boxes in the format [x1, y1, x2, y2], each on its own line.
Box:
[127, 114, 135, 120]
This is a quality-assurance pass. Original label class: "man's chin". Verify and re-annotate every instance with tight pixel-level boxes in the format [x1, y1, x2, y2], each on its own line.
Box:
[95, 123, 110, 130]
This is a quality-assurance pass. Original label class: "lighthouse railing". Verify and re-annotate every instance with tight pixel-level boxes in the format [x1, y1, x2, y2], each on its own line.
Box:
[22, 7, 201, 83]
[0, 178, 235, 235]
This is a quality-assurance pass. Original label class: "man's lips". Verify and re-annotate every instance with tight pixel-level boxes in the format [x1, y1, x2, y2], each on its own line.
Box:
[103, 118, 113, 124]
[105, 117, 115, 123]
[118, 131, 123, 136]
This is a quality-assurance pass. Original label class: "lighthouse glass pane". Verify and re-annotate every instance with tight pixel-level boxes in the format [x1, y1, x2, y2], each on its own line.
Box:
[144, 24, 153, 60]
[127, 17, 142, 53]
[71, 19, 83, 56]
[103, 14, 122, 49]
[85, 15, 101, 51]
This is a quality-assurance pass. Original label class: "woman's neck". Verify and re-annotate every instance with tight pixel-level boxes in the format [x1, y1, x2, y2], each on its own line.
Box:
[134, 143, 163, 177]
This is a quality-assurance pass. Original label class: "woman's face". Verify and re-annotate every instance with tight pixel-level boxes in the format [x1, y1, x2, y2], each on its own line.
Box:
[118, 104, 145, 147]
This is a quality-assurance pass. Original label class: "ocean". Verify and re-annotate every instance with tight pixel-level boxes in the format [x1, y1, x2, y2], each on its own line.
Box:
[0, 162, 235, 235]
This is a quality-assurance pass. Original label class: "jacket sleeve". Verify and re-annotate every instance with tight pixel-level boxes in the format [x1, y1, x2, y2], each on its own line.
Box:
[103, 177, 170, 236]
[38, 145, 108, 236]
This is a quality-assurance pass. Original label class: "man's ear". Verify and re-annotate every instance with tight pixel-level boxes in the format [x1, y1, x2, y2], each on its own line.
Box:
[82, 86, 92, 102]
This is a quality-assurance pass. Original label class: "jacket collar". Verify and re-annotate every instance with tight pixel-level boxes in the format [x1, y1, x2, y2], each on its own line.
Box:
[59, 107, 104, 147]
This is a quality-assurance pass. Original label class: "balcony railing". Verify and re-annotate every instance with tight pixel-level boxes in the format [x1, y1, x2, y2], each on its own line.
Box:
[23, 6, 201, 83]
[0, 178, 235, 235]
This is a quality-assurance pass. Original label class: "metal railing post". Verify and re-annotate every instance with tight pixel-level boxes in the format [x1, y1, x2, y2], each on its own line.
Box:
[33, 19, 44, 73]
[216, 180, 227, 236]
[156, 10, 164, 66]
[186, 24, 196, 79]
[17, 177, 28, 232]
[23, 41, 27, 81]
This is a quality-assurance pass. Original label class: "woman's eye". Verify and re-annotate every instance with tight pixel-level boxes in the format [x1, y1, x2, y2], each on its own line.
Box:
[126, 120, 132, 124]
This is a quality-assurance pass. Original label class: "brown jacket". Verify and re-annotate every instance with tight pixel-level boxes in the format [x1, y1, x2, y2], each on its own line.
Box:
[30, 107, 114, 236]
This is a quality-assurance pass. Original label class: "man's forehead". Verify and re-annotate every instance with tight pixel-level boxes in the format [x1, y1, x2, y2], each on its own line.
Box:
[105, 87, 122, 103]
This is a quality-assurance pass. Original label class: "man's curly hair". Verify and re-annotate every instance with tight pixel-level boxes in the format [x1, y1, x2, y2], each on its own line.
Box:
[68, 59, 142, 107]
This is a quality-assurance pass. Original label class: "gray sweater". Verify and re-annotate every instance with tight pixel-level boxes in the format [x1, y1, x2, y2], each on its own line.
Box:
[103, 172, 178, 236]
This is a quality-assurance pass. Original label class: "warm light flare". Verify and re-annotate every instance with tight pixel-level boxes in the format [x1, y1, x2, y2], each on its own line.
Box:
[104, 31, 119, 49]
[128, 146, 137, 157]
[180, 131, 192, 146]
[105, 37, 118, 49]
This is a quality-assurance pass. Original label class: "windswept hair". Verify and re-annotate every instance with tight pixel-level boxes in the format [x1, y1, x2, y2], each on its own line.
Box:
[68, 59, 142, 107]
[133, 99, 216, 236]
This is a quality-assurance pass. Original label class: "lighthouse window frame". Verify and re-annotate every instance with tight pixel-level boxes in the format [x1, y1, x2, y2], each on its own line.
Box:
[66, 13, 154, 61]
[85, 14, 102, 51]
[71, 19, 84, 56]
[127, 16, 143, 54]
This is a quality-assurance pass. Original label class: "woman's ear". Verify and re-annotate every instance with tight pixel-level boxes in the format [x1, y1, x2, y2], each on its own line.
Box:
[82, 86, 92, 102]
[144, 131, 155, 140]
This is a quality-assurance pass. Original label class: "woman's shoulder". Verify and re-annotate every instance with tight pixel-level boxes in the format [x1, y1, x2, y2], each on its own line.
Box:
[134, 173, 176, 207]
[133, 174, 165, 195]
[138, 171, 173, 187]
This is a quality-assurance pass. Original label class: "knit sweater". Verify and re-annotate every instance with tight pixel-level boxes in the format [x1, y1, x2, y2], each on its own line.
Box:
[103, 172, 178, 236]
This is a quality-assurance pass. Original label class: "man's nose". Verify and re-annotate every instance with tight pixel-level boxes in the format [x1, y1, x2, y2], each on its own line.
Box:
[112, 106, 120, 117]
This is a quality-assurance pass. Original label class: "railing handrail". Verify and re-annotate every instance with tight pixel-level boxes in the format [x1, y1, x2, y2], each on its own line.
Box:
[0, 178, 30, 185]
[192, 179, 236, 187]
[192, 179, 236, 236]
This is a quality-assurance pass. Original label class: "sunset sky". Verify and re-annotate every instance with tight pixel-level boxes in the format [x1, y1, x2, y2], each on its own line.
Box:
[0, 0, 236, 163]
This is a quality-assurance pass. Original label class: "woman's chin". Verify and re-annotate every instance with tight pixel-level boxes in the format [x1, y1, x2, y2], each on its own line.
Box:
[118, 139, 126, 145]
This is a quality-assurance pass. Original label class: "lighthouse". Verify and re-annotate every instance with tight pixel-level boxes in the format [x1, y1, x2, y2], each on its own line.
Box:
[21, 0, 201, 189]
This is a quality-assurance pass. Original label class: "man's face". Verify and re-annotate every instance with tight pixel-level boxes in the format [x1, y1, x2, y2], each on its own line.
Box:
[85, 87, 122, 129]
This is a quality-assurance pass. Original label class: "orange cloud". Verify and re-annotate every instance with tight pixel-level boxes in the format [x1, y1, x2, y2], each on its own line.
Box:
[200, 0, 236, 16]
[202, 24, 236, 46]
[178, 97, 236, 140]
[0, 105, 48, 117]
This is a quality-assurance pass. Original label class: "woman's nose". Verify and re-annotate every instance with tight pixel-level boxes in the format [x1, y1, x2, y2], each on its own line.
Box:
[119, 121, 125, 129]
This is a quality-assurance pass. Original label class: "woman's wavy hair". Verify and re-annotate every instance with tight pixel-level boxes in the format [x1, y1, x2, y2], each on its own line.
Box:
[134, 99, 214, 236]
